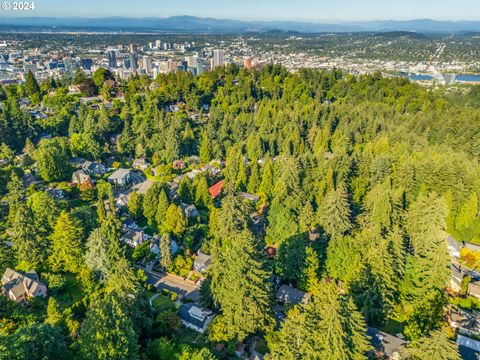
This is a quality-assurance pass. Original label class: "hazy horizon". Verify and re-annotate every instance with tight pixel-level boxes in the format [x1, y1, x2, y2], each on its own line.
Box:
[1, 0, 479, 22]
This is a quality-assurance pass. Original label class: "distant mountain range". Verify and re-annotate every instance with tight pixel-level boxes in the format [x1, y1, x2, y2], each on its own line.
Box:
[1, 16, 480, 34]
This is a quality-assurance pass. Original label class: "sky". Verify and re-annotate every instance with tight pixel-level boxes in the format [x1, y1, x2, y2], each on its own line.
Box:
[4, 0, 480, 22]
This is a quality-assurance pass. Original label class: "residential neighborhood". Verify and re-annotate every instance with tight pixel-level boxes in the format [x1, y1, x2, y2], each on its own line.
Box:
[2, 12, 480, 358]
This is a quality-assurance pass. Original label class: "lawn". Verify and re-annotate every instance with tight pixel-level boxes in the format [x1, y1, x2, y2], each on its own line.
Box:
[55, 273, 84, 309]
[254, 338, 268, 355]
[137, 218, 156, 236]
[175, 327, 208, 346]
[379, 318, 404, 336]
[152, 294, 176, 312]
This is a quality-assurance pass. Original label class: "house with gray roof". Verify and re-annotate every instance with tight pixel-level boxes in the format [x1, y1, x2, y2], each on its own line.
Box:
[193, 252, 211, 273]
[132, 178, 154, 195]
[276, 284, 310, 306]
[181, 203, 200, 218]
[72, 169, 91, 185]
[451, 263, 464, 293]
[178, 302, 215, 334]
[121, 229, 149, 248]
[239, 192, 261, 203]
[132, 158, 150, 171]
[81, 160, 105, 177]
[166, 181, 179, 199]
[449, 307, 480, 338]
[1, 268, 47, 303]
[108, 169, 131, 187]
[458, 334, 480, 360]
[367, 327, 407, 360]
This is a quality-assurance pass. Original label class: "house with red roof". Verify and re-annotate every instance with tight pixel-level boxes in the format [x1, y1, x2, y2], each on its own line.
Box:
[209, 180, 224, 199]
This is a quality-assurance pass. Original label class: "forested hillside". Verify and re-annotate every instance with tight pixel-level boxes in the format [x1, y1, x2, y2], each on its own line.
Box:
[1, 65, 478, 359]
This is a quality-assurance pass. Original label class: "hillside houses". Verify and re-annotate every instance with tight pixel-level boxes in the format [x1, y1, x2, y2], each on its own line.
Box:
[447, 236, 480, 359]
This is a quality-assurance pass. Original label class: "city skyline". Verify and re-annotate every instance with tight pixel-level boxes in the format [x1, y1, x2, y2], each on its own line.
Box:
[2, 0, 480, 22]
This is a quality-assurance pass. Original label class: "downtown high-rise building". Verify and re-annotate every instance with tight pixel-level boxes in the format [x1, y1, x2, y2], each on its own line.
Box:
[143, 55, 152, 73]
[107, 49, 117, 68]
[212, 49, 224, 68]
[129, 53, 137, 71]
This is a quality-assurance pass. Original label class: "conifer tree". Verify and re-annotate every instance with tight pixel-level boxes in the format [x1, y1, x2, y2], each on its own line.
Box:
[6, 173, 25, 224]
[210, 229, 274, 342]
[160, 234, 172, 269]
[318, 186, 353, 237]
[259, 158, 274, 201]
[247, 163, 261, 194]
[401, 329, 461, 360]
[267, 281, 371, 359]
[25, 70, 40, 97]
[155, 189, 170, 229]
[194, 176, 212, 208]
[45, 297, 63, 326]
[78, 294, 139, 360]
[265, 306, 309, 360]
[85, 228, 110, 281]
[235, 159, 248, 191]
[199, 130, 212, 163]
[127, 192, 143, 220]
[143, 183, 162, 226]
[299, 246, 320, 292]
[163, 204, 187, 235]
[456, 192, 478, 231]
[10, 204, 43, 270]
[49, 211, 84, 273]
[310, 281, 372, 359]
[404, 193, 449, 298]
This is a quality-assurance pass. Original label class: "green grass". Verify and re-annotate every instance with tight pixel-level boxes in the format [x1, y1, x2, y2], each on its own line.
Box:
[254, 338, 268, 355]
[137, 218, 156, 235]
[152, 295, 176, 312]
[55, 273, 84, 309]
[449, 295, 480, 311]
[174, 327, 208, 346]
[379, 318, 404, 336]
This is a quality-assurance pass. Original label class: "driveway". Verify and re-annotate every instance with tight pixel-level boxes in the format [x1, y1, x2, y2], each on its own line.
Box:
[143, 268, 201, 302]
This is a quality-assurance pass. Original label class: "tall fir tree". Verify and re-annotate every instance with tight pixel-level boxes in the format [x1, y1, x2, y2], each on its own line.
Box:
[210, 229, 275, 342]
[160, 234, 172, 269]
[49, 211, 84, 273]
[401, 329, 461, 360]
[318, 186, 353, 238]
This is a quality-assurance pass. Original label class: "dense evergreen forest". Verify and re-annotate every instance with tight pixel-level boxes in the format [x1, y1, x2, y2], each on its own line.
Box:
[1, 64, 480, 359]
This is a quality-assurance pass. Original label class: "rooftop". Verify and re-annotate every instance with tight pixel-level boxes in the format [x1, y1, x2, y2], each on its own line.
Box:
[108, 168, 130, 180]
